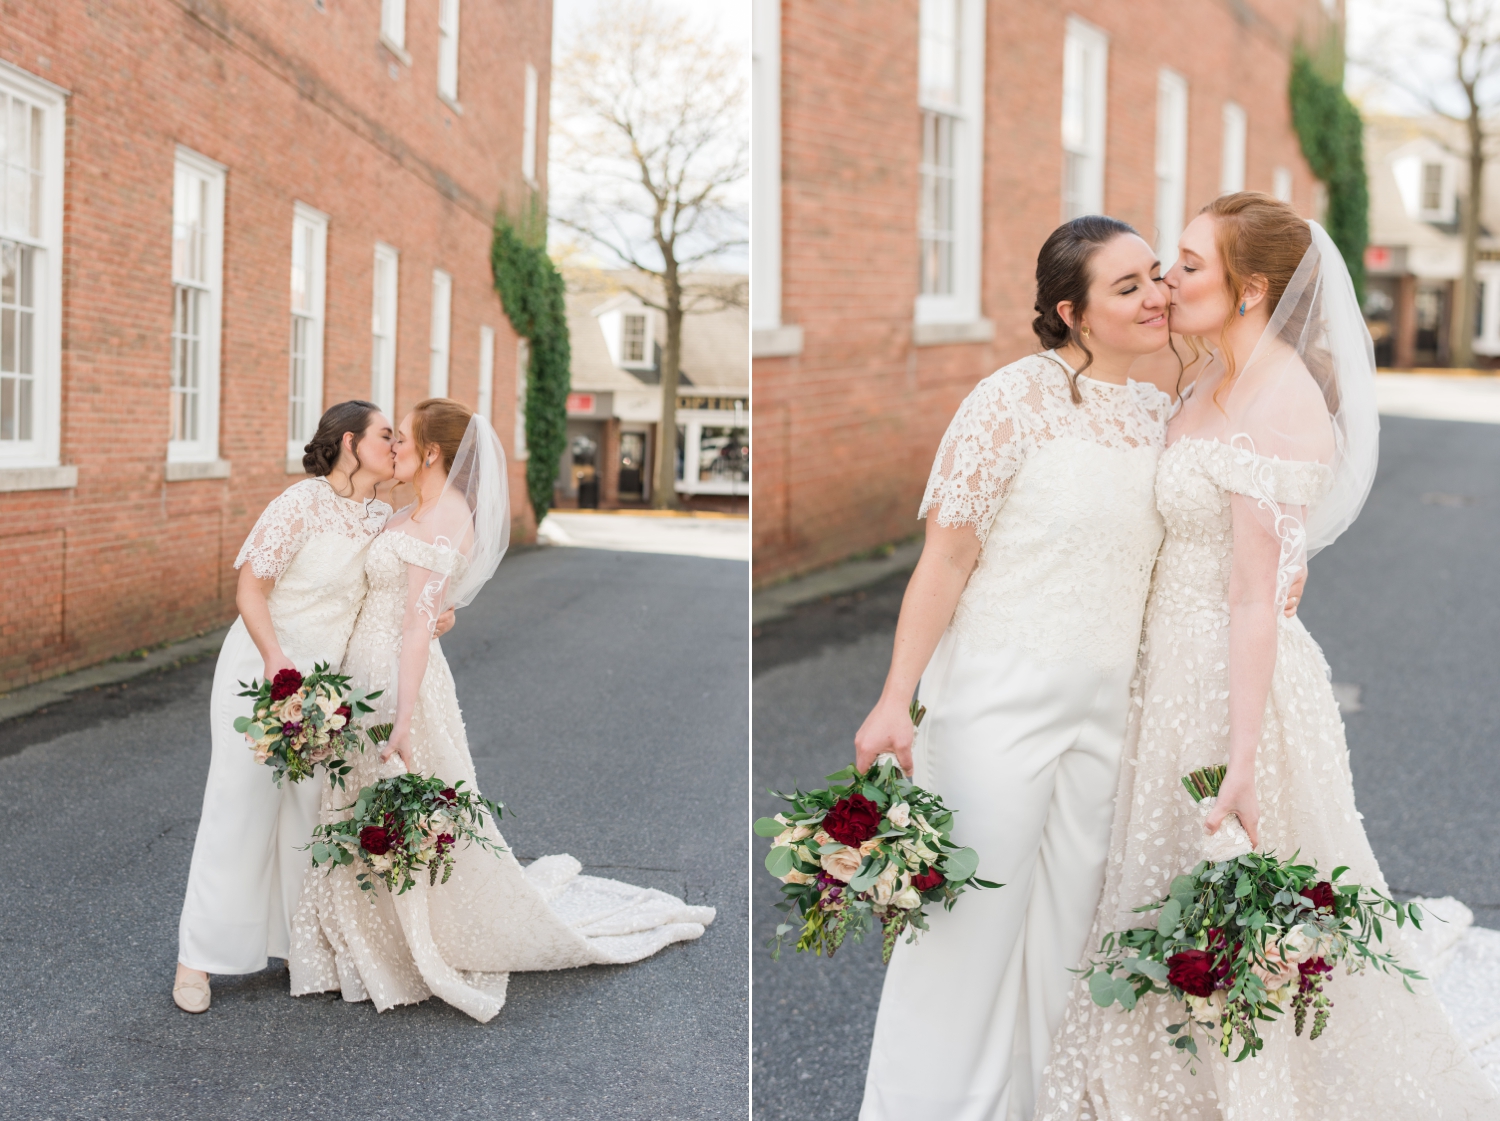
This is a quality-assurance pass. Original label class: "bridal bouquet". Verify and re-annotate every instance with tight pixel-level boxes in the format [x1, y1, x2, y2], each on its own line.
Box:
[1080, 765, 1424, 1063]
[756, 725, 1001, 964]
[235, 664, 389, 788]
[308, 773, 507, 895]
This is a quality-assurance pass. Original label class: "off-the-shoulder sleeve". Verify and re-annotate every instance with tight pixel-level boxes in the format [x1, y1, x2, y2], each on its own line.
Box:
[234, 480, 321, 581]
[386, 531, 466, 578]
[918, 373, 1025, 544]
[1201, 437, 1334, 507]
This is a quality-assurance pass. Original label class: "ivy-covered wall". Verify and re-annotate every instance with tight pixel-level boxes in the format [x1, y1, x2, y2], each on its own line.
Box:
[490, 199, 570, 521]
[1289, 49, 1369, 303]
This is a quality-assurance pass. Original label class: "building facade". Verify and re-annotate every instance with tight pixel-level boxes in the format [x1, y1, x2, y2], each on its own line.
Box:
[0, 0, 549, 692]
[557, 274, 748, 512]
[751, 0, 1337, 584]
[1362, 114, 1500, 370]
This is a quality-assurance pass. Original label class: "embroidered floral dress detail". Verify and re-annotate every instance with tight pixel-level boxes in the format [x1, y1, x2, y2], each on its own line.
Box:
[1034, 437, 1500, 1121]
[920, 352, 1174, 670]
[289, 526, 715, 1023]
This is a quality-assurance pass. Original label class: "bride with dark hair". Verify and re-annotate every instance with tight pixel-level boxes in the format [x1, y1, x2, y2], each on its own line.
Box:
[853, 217, 1179, 1120]
[174, 401, 461, 1013]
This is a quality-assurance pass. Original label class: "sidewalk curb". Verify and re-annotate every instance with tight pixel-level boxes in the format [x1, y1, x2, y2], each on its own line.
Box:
[0, 627, 230, 725]
[752, 541, 923, 626]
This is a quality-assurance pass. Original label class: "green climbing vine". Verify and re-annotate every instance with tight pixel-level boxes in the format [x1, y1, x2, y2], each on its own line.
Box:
[490, 196, 570, 521]
[1289, 49, 1369, 303]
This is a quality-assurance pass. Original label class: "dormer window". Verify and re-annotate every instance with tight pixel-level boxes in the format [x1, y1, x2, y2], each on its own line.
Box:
[1421, 162, 1444, 213]
[622, 313, 649, 366]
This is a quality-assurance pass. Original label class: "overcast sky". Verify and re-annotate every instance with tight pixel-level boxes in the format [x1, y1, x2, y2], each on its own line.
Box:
[552, 0, 749, 58]
[1345, 0, 1500, 118]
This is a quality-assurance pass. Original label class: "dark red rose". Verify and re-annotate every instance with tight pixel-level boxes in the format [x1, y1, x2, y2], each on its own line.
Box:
[822, 793, 882, 847]
[439, 787, 458, 804]
[359, 826, 391, 855]
[911, 867, 946, 892]
[1168, 949, 1218, 997]
[335, 705, 352, 720]
[1302, 881, 1337, 913]
[269, 668, 304, 701]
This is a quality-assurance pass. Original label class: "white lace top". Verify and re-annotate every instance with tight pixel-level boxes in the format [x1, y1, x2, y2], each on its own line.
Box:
[921, 352, 1174, 669]
[233, 477, 392, 666]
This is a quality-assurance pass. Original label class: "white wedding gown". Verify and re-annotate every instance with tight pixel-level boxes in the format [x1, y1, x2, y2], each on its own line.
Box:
[861, 353, 1172, 1121]
[289, 528, 715, 1022]
[178, 478, 390, 974]
[1034, 437, 1500, 1120]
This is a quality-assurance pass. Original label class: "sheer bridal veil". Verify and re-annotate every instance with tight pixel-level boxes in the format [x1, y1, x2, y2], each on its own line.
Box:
[1193, 219, 1380, 601]
[409, 413, 511, 631]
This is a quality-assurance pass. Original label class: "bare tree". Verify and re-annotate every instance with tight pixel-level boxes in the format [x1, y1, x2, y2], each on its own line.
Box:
[1356, 0, 1500, 367]
[551, 0, 748, 508]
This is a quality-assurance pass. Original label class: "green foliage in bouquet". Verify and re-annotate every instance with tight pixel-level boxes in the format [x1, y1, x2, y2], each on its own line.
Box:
[1081, 849, 1424, 1065]
[308, 773, 507, 896]
[755, 749, 1001, 965]
[234, 663, 386, 788]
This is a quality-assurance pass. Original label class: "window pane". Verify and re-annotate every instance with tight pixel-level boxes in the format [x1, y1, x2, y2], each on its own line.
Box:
[919, 111, 956, 295]
[919, 0, 960, 107]
[16, 371, 29, 440]
[698, 426, 748, 483]
[1, 308, 12, 372]
[0, 376, 12, 440]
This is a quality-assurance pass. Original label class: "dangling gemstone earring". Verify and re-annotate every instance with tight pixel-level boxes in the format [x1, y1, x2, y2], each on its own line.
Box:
[1239, 301, 1247, 316]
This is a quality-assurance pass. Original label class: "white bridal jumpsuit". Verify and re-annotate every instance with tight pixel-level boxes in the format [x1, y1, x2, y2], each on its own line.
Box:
[860, 353, 1172, 1121]
[177, 478, 390, 974]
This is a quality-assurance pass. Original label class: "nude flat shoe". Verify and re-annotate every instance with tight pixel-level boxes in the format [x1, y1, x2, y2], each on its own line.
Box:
[173, 973, 211, 1014]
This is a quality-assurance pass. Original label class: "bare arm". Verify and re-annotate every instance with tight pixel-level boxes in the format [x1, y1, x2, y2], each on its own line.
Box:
[853, 520, 982, 775]
[381, 563, 442, 769]
[236, 565, 294, 679]
[1205, 496, 1291, 848]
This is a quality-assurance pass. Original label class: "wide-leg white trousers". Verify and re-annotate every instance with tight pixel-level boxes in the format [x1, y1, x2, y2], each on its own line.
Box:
[860, 634, 1132, 1121]
[177, 619, 320, 974]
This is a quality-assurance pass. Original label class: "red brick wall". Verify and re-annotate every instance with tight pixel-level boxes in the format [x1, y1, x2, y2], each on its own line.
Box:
[753, 0, 1331, 585]
[0, 0, 550, 692]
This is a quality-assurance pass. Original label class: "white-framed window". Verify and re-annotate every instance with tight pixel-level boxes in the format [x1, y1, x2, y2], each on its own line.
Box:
[1061, 16, 1108, 221]
[522, 63, 539, 184]
[381, 0, 406, 53]
[1272, 166, 1293, 203]
[287, 203, 328, 461]
[1221, 102, 1247, 195]
[370, 243, 399, 417]
[438, 0, 461, 103]
[622, 312, 651, 366]
[514, 338, 529, 460]
[169, 147, 226, 466]
[0, 64, 65, 471]
[1419, 160, 1456, 221]
[673, 406, 749, 496]
[429, 269, 451, 397]
[477, 325, 494, 421]
[916, 0, 986, 326]
[1154, 69, 1188, 268]
[751, 0, 784, 335]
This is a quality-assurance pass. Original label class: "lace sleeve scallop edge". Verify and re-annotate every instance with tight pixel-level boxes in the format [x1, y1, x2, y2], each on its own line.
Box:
[233, 479, 321, 581]
[917, 365, 1028, 544]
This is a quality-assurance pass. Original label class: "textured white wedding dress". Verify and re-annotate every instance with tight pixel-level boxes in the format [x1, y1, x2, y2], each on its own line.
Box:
[1034, 436, 1500, 1120]
[861, 353, 1172, 1120]
[179, 477, 390, 974]
[289, 528, 715, 1023]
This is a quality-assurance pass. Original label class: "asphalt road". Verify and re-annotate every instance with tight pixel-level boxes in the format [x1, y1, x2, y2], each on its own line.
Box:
[750, 414, 1500, 1120]
[0, 545, 748, 1121]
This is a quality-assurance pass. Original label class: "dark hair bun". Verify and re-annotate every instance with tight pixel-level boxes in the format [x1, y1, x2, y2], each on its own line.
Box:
[302, 400, 381, 477]
[1033, 215, 1139, 401]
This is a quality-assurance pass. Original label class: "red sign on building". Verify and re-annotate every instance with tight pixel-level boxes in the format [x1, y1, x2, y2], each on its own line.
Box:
[566, 393, 597, 415]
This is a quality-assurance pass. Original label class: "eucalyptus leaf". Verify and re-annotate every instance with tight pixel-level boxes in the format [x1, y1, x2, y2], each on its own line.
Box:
[752, 817, 786, 838]
[765, 847, 797, 878]
[941, 846, 979, 884]
[1157, 898, 1182, 936]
